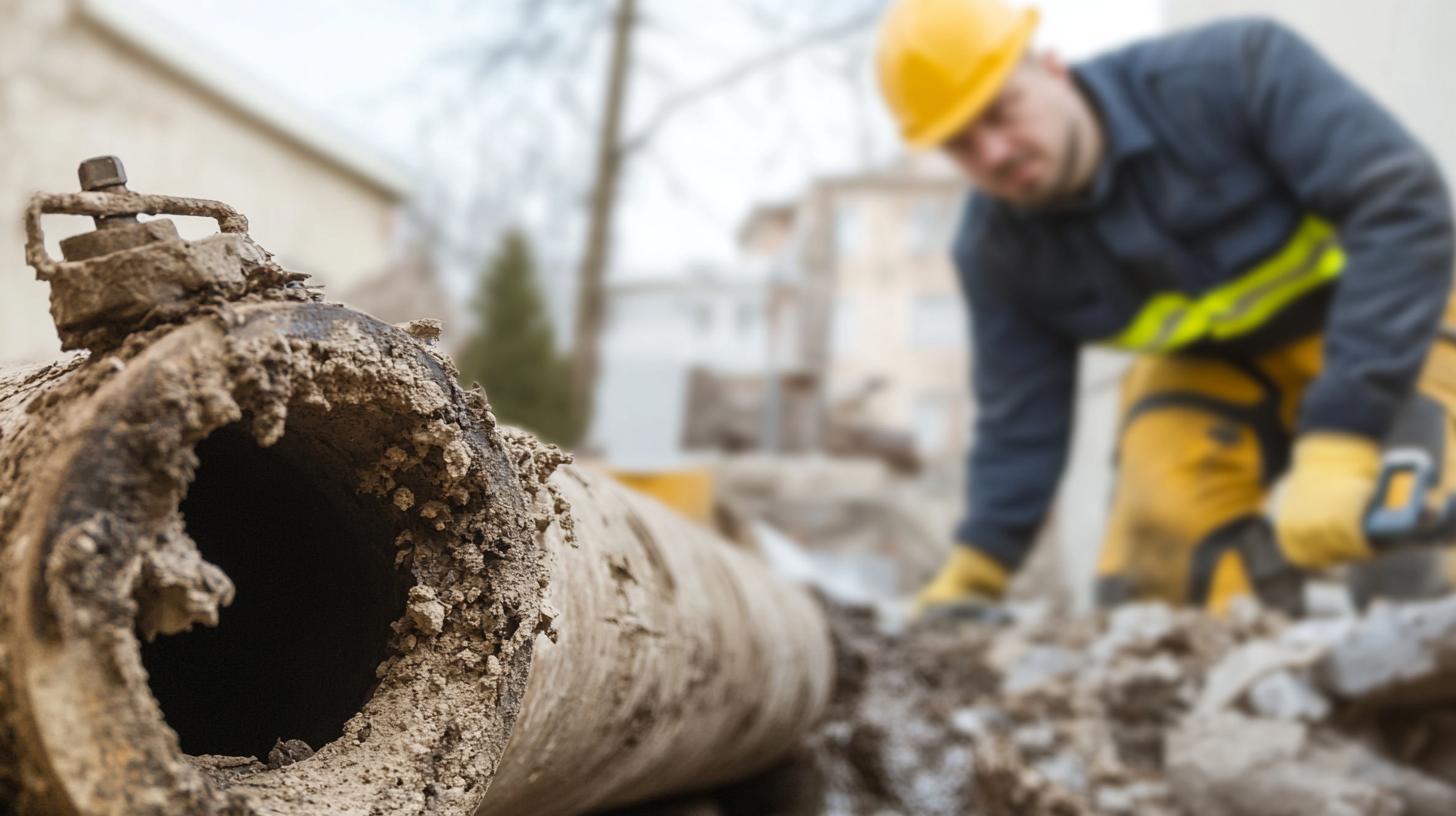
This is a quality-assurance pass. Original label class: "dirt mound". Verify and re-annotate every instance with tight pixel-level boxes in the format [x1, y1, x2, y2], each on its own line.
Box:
[619, 596, 1456, 816]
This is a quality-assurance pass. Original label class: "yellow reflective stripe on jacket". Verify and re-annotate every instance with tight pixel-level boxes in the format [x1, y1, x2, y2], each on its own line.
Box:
[1105, 215, 1346, 352]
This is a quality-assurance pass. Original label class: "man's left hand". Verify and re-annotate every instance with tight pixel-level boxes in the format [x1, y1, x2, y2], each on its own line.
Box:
[1275, 432, 1380, 569]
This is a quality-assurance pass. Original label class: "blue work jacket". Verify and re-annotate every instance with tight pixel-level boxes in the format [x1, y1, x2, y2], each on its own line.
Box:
[954, 18, 1454, 569]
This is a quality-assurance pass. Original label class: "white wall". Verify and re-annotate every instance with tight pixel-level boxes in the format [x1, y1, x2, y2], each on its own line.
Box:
[591, 359, 691, 470]
[602, 283, 769, 373]
[594, 277, 770, 466]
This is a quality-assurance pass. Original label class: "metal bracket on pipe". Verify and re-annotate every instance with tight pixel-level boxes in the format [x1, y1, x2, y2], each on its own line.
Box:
[25, 190, 249, 280]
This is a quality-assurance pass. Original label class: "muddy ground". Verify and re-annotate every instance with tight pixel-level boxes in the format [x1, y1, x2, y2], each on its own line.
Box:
[613, 593, 1456, 816]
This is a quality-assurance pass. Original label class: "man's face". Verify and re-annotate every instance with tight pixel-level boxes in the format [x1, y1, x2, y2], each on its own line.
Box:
[942, 55, 1085, 208]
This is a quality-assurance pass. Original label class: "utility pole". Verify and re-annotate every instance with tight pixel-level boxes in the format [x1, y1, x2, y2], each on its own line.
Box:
[571, 0, 637, 431]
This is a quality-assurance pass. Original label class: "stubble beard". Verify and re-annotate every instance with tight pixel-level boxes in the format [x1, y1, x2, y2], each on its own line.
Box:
[1039, 117, 1084, 208]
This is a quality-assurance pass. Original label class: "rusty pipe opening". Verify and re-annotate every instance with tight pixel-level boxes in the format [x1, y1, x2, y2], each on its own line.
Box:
[140, 421, 408, 759]
[0, 303, 552, 814]
[2, 299, 832, 816]
[3, 171, 834, 815]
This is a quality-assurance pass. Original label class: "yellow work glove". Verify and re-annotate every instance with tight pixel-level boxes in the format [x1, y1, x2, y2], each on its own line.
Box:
[1275, 432, 1381, 570]
[914, 546, 1009, 612]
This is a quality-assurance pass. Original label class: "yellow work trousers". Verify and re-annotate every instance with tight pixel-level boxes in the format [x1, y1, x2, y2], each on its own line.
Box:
[1095, 299, 1456, 612]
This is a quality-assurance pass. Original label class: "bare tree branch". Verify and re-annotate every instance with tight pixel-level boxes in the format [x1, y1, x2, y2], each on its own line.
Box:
[374, 0, 891, 432]
[640, 148, 727, 229]
[620, 6, 880, 155]
[571, 0, 638, 422]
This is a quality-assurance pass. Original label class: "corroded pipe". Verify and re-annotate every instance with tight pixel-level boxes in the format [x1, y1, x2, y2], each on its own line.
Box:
[479, 449, 833, 815]
[0, 179, 833, 815]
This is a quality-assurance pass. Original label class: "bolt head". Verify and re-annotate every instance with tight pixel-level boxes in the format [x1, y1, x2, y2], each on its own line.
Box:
[78, 156, 127, 191]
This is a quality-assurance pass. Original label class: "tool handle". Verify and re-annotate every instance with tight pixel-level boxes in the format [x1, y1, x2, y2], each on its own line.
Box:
[1238, 521, 1306, 617]
[1248, 448, 1455, 616]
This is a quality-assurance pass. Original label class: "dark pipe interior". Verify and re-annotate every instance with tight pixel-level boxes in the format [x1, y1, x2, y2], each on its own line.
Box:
[140, 421, 406, 759]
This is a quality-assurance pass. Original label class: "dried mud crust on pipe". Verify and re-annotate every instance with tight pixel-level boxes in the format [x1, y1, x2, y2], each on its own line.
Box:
[476, 442, 836, 815]
[0, 302, 552, 815]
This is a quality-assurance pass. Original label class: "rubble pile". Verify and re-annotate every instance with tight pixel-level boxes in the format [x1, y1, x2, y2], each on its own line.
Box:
[626, 595, 1456, 816]
[710, 455, 968, 598]
[795, 602, 1239, 816]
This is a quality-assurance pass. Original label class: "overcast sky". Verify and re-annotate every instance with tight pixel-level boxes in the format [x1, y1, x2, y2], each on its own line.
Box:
[135, 1, 1163, 291]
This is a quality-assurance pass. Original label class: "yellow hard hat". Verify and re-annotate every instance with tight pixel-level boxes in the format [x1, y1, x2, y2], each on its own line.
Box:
[876, 0, 1040, 148]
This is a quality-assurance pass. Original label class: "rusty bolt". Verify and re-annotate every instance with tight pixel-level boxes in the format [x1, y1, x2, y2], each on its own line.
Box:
[78, 156, 128, 191]
[78, 155, 138, 229]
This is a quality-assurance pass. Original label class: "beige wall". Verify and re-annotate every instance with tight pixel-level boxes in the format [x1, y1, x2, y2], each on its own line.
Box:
[0, 1, 400, 364]
[820, 179, 970, 461]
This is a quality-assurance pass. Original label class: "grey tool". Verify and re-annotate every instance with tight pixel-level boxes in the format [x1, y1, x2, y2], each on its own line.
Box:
[1245, 446, 1456, 616]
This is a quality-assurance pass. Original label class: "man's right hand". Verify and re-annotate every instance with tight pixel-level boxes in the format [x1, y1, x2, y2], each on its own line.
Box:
[1276, 432, 1381, 570]
[913, 546, 1009, 616]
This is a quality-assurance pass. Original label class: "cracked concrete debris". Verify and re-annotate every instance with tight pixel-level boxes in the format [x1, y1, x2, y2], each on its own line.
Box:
[641, 595, 1456, 816]
[1316, 596, 1456, 702]
[1167, 712, 1456, 816]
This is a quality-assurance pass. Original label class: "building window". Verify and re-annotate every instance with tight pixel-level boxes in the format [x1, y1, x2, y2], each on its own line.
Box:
[830, 298, 857, 355]
[911, 392, 955, 456]
[772, 310, 800, 366]
[833, 201, 863, 258]
[905, 198, 953, 258]
[737, 301, 757, 338]
[909, 295, 967, 349]
[692, 302, 713, 337]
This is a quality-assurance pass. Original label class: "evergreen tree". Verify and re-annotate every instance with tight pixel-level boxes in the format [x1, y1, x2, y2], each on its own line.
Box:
[457, 229, 585, 447]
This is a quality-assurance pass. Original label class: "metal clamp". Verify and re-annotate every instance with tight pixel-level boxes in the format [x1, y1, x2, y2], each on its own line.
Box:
[24, 190, 249, 279]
